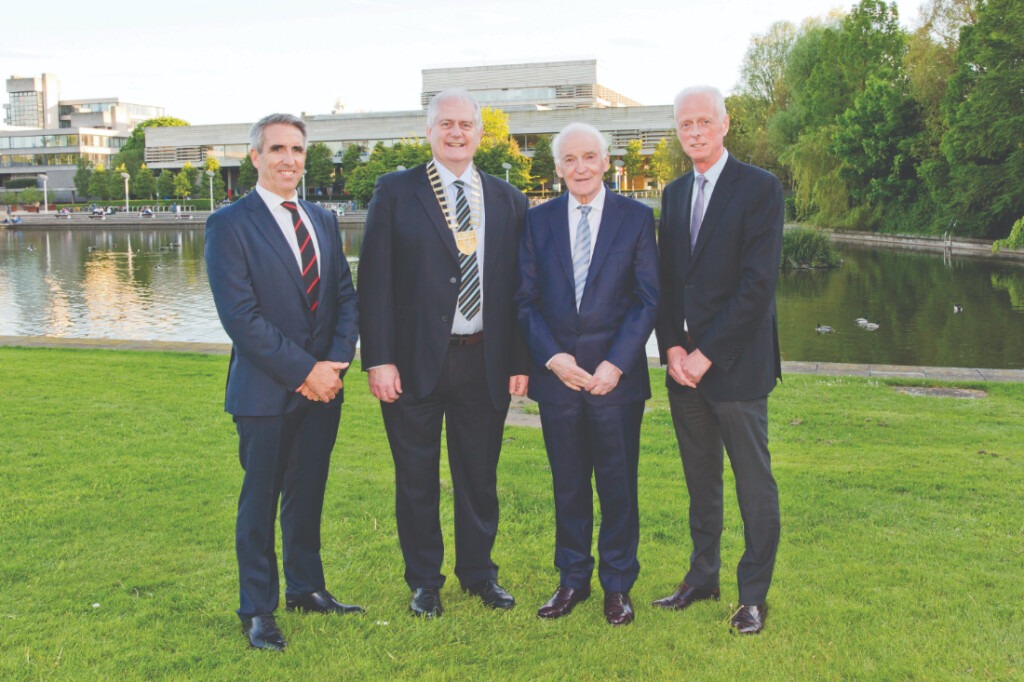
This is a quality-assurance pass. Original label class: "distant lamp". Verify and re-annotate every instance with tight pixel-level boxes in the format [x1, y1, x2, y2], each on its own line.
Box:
[38, 173, 49, 214]
[205, 170, 216, 212]
[120, 172, 130, 212]
[501, 162, 512, 183]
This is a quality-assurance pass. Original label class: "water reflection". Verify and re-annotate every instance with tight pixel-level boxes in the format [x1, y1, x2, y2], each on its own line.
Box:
[2, 229, 1021, 368]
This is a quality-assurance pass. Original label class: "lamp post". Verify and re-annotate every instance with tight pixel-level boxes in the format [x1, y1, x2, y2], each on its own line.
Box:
[613, 160, 624, 192]
[301, 171, 307, 201]
[38, 174, 48, 214]
[120, 172, 130, 212]
[205, 170, 215, 212]
[501, 162, 512, 183]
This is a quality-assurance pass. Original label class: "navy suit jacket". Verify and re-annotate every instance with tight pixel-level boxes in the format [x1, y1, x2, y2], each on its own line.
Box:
[516, 191, 659, 406]
[357, 164, 530, 411]
[205, 191, 358, 417]
[655, 154, 783, 402]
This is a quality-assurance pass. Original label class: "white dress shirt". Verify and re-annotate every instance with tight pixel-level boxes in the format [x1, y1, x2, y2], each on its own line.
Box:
[254, 183, 321, 276]
[434, 160, 486, 335]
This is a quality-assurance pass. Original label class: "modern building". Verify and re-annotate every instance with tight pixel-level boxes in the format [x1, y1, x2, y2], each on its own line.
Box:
[1, 74, 164, 201]
[144, 60, 674, 195]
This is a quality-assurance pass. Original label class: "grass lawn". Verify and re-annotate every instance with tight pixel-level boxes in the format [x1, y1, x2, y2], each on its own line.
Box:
[0, 347, 1021, 680]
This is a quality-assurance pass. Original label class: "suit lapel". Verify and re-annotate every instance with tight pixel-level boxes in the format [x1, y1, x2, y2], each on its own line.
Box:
[547, 195, 575, 289]
[300, 198, 331, 312]
[691, 155, 739, 263]
[585, 192, 621, 284]
[480, 173, 509, 294]
[415, 166, 460, 263]
[245, 193, 308, 299]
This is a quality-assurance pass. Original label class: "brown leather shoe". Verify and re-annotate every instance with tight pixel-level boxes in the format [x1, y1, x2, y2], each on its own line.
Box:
[537, 585, 591, 619]
[730, 603, 767, 634]
[603, 591, 634, 626]
[650, 582, 720, 610]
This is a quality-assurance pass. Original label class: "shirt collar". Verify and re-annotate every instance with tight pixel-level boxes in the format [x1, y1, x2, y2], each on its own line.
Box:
[433, 160, 475, 189]
[255, 183, 299, 210]
[568, 183, 607, 216]
[696, 149, 729, 186]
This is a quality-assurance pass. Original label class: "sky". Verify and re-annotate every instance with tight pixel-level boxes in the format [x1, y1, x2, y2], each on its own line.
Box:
[3, 0, 926, 126]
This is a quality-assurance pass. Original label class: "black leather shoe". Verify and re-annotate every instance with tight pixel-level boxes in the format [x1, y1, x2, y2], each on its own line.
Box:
[537, 585, 591, 619]
[463, 579, 515, 610]
[410, 587, 443, 617]
[603, 591, 635, 626]
[286, 589, 365, 615]
[242, 613, 286, 651]
[651, 581, 720, 610]
[731, 603, 767, 634]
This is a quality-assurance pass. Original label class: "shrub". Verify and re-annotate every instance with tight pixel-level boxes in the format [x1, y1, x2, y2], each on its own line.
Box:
[781, 227, 841, 269]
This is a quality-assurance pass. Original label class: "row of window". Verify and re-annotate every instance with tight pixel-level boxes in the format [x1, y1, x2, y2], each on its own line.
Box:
[0, 134, 126, 150]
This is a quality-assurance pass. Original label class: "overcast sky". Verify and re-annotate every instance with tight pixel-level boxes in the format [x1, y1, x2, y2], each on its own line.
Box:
[3, 0, 925, 126]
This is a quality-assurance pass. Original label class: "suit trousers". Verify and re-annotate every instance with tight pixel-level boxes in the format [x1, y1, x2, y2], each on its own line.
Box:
[234, 401, 341, 618]
[667, 387, 779, 604]
[381, 342, 508, 590]
[538, 400, 644, 593]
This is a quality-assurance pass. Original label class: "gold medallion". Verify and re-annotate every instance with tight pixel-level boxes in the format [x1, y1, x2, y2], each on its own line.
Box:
[455, 230, 478, 255]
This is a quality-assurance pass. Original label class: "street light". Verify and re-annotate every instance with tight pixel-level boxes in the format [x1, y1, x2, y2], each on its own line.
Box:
[120, 172, 130, 213]
[613, 160, 624, 192]
[501, 162, 512, 183]
[37, 174, 48, 214]
[205, 170, 215, 212]
[302, 171, 307, 201]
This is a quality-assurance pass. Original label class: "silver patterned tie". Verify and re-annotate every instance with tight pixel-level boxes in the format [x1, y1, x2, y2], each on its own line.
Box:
[690, 174, 707, 253]
[573, 205, 592, 309]
[453, 180, 480, 320]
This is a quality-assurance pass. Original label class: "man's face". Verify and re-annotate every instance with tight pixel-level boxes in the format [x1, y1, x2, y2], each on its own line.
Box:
[427, 98, 482, 174]
[555, 130, 610, 205]
[251, 123, 306, 197]
[675, 92, 730, 173]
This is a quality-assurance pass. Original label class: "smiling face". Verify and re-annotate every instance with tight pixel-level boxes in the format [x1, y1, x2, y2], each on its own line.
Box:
[675, 91, 730, 174]
[426, 96, 482, 175]
[251, 122, 306, 198]
[555, 129, 610, 205]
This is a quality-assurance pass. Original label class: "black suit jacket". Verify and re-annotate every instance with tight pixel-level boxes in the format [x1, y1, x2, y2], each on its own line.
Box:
[206, 191, 359, 416]
[358, 163, 530, 411]
[655, 154, 784, 402]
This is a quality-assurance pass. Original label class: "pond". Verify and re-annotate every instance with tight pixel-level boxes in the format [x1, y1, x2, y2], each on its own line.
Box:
[2, 228, 1022, 369]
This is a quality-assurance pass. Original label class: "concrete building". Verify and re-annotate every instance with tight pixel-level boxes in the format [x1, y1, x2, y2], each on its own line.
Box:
[144, 60, 674, 195]
[1, 74, 164, 201]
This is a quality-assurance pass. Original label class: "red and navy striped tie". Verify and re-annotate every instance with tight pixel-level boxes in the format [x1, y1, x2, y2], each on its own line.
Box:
[281, 201, 320, 312]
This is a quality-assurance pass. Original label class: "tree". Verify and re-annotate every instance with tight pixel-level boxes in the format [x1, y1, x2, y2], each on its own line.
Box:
[20, 187, 42, 206]
[111, 116, 190, 182]
[939, 0, 1024, 238]
[649, 136, 688, 187]
[305, 142, 335, 196]
[621, 139, 644, 191]
[156, 170, 175, 199]
[107, 164, 130, 204]
[473, 107, 531, 189]
[202, 157, 227, 203]
[180, 162, 200, 196]
[173, 168, 193, 199]
[133, 164, 156, 200]
[337, 144, 363, 192]
[530, 135, 555, 192]
[88, 165, 110, 200]
[74, 157, 93, 200]
[344, 140, 431, 204]
[237, 154, 258, 193]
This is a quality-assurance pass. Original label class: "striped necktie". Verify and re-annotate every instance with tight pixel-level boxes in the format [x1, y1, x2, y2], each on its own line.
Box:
[281, 201, 320, 312]
[453, 180, 481, 320]
[573, 205, 592, 309]
[690, 174, 707, 253]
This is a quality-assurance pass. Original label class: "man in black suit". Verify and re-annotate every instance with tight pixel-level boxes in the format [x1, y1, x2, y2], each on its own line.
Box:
[206, 113, 363, 651]
[358, 89, 530, 617]
[516, 123, 658, 626]
[653, 86, 784, 635]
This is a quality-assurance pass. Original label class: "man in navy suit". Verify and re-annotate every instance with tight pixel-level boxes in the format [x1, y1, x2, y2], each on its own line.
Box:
[516, 123, 659, 626]
[206, 113, 362, 651]
[358, 90, 530, 618]
[652, 86, 784, 635]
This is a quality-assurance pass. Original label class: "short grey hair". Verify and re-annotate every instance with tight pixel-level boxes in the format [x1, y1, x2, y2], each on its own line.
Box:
[426, 89, 482, 130]
[673, 86, 727, 119]
[249, 113, 307, 153]
[551, 123, 609, 162]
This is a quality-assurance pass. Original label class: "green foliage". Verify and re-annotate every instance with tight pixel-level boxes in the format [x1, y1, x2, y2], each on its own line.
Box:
[237, 154, 258, 194]
[202, 157, 227, 203]
[107, 164, 130, 202]
[529, 135, 555, 192]
[173, 165, 193, 199]
[19, 187, 42, 205]
[345, 140, 432, 204]
[992, 216, 1024, 252]
[621, 139, 644, 191]
[88, 165, 110, 200]
[74, 157, 93, 199]
[305, 142, 335, 194]
[475, 108, 532, 189]
[0, 348, 1023, 679]
[156, 170, 175, 200]
[649, 136, 687, 186]
[121, 116, 190, 153]
[133, 164, 156, 200]
[781, 227, 841, 268]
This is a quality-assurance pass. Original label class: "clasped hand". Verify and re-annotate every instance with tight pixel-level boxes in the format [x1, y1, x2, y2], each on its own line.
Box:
[549, 353, 622, 396]
[296, 361, 348, 402]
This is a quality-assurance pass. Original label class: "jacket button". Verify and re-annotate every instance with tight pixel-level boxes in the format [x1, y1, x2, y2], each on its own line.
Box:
[450, 277, 457, 284]
[442, 315, 450, 323]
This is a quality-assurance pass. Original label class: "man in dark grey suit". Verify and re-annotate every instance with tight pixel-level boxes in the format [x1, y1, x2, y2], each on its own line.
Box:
[206, 113, 362, 651]
[358, 89, 530, 618]
[653, 86, 784, 635]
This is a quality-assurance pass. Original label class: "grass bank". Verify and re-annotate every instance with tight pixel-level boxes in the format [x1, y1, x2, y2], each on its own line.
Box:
[0, 347, 1021, 680]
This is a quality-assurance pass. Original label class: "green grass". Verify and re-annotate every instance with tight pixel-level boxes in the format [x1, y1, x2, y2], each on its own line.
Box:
[1, 347, 1021, 680]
